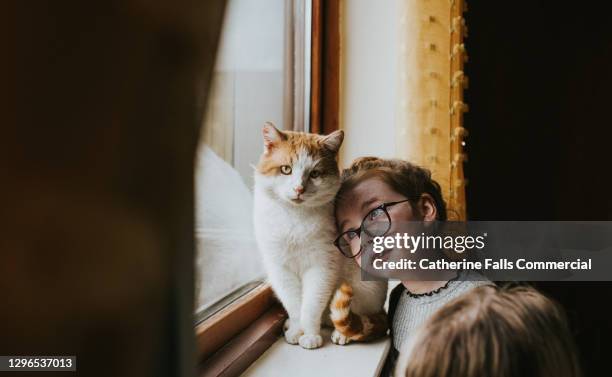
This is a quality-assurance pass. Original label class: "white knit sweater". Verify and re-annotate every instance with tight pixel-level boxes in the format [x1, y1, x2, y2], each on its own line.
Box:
[391, 270, 491, 351]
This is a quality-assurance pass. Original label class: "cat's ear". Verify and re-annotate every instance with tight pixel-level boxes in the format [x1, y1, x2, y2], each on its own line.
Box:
[262, 122, 286, 153]
[322, 130, 344, 153]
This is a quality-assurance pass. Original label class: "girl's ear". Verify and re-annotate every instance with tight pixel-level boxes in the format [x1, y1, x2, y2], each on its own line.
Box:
[262, 122, 285, 154]
[419, 193, 438, 222]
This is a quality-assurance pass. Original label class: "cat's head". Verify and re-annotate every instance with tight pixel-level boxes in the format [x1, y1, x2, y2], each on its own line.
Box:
[255, 122, 344, 208]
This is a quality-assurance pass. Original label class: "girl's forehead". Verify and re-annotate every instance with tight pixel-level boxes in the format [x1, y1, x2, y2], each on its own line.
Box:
[337, 178, 393, 212]
[336, 178, 396, 230]
[347, 177, 397, 200]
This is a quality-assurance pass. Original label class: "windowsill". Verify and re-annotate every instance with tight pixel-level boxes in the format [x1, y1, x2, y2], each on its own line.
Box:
[197, 283, 276, 362]
[241, 328, 391, 377]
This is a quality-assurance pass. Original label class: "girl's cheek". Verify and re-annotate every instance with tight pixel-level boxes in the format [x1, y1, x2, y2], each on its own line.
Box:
[392, 207, 416, 224]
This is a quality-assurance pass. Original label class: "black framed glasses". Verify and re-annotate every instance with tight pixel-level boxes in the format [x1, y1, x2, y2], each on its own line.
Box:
[333, 199, 412, 258]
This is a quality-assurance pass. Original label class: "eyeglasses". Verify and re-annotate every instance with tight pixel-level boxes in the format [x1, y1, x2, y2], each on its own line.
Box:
[334, 199, 412, 258]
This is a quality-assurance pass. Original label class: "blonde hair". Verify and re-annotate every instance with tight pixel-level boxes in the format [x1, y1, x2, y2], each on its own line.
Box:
[397, 285, 581, 377]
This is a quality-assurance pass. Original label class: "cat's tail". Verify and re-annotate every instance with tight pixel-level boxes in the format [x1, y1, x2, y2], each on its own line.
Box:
[329, 282, 388, 344]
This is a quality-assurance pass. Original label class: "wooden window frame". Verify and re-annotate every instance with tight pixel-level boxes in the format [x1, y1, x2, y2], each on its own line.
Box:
[197, 283, 286, 376]
[196, 1, 341, 375]
[310, 0, 341, 135]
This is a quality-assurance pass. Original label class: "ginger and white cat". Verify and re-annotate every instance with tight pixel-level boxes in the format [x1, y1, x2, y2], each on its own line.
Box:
[253, 123, 387, 349]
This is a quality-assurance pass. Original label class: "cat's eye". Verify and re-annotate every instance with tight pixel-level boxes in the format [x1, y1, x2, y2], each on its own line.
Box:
[280, 165, 292, 175]
[309, 170, 321, 179]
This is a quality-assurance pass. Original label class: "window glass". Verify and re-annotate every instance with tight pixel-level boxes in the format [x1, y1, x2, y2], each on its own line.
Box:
[195, 0, 291, 317]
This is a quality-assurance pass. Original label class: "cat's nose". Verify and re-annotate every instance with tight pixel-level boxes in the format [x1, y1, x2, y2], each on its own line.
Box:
[293, 186, 304, 195]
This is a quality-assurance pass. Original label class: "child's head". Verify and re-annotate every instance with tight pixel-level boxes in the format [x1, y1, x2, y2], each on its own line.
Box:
[396, 285, 581, 377]
[336, 157, 447, 221]
[334, 157, 447, 260]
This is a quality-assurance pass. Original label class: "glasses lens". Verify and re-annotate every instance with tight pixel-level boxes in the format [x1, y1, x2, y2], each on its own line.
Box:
[337, 232, 361, 257]
[363, 207, 391, 237]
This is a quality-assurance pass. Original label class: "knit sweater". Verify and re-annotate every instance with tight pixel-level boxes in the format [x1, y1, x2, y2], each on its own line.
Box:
[380, 270, 492, 376]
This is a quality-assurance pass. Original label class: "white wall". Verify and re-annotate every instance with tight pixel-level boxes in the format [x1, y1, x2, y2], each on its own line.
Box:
[340, 0, 399, 168]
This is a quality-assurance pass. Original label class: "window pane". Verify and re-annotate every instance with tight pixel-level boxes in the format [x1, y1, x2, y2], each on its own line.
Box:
[195, 0, 290, 316]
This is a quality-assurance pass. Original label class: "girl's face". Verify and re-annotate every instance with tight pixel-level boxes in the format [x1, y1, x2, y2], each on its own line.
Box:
[335, 177, 421, 267]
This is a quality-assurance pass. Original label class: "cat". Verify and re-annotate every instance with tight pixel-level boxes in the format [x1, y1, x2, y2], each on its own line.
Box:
[253, 122, 388, 349]
[329, 279, 388, 345]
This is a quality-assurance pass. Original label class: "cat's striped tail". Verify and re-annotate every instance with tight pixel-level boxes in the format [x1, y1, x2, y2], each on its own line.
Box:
[329, 282, 388, 344]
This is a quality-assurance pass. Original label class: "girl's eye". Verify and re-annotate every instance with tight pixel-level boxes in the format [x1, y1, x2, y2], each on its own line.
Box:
[309, 170, 320, 178]
[368, 208, 385, 221]
[346, 230, 359, 240]
[280, 165, 292, 175]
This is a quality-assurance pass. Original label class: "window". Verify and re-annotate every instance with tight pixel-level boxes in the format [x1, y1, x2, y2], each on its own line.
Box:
[195, 0, 313, 322]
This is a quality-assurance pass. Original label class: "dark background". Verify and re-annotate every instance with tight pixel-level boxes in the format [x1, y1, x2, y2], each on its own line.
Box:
[1, 1, 225, 376]
[465, 2, 612, 375]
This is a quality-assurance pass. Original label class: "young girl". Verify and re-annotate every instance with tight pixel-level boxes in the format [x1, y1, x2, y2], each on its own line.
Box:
[333, 157, 491, 374]
[395, 285, 582, 377]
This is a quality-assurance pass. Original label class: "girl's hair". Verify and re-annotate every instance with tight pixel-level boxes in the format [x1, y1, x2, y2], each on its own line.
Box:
[397, 285, 582, 377]
[336, 157, 448, 221]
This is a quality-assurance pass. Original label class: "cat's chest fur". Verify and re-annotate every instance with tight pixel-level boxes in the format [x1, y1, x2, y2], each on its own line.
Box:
[253, 189, 338, 267]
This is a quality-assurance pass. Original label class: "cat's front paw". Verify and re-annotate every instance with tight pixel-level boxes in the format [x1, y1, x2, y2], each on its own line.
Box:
[331, 329, 351, 345]
[284, 325, 304, 345]
[298, 334, 323, 349]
